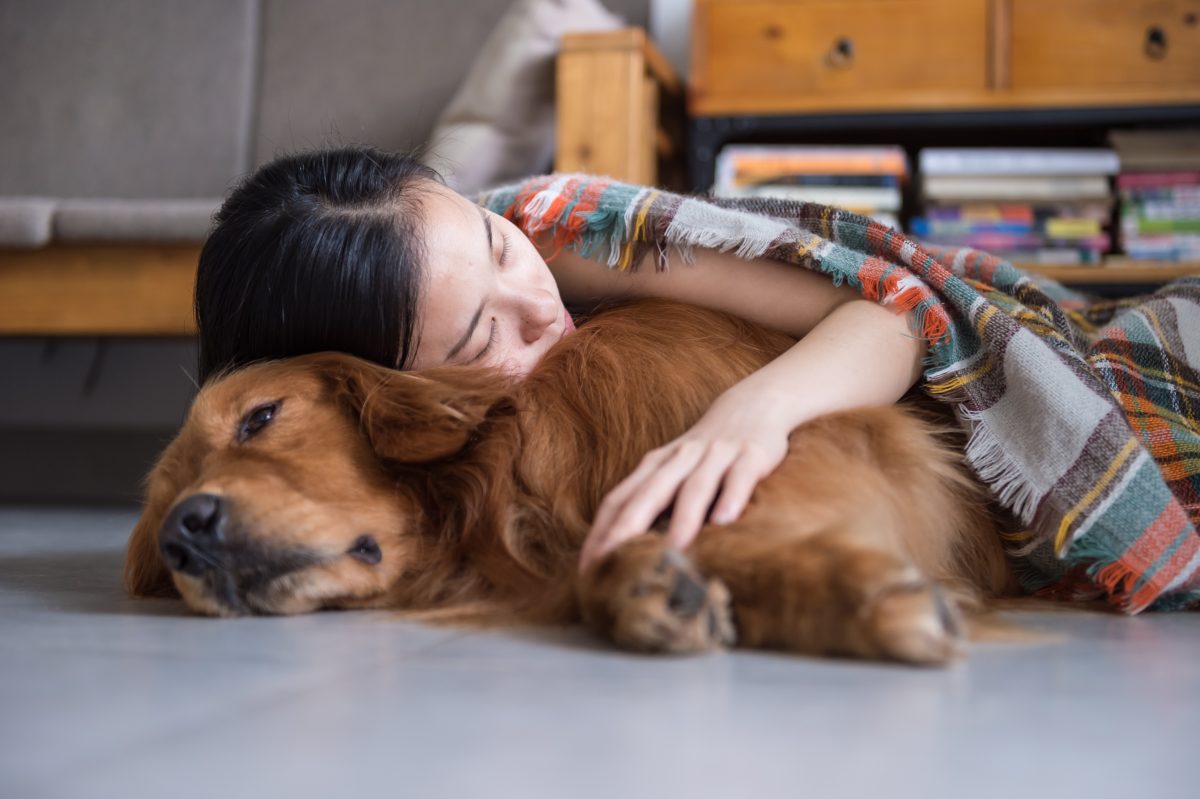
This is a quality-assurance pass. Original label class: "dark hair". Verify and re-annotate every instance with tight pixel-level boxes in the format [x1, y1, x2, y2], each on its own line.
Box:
[195, 146, 441, 383]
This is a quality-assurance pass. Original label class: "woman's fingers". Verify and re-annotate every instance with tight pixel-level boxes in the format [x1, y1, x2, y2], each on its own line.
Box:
[664, 443, 739, 549]
[584, 447, 673, 554]
[580, 446, 674, 570]
[603, 441, 707, 541]
[579, 441, 706, 571]
[711, 446, 776, 526]
[580, 440, 787, 572]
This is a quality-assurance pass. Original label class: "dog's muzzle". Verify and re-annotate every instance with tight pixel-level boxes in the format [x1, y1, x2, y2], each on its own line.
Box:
[159, 493, 227, 577]
[157, 493, 324, 614]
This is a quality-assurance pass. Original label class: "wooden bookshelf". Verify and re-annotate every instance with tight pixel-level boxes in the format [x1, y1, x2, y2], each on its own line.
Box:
[689, 0, 1200, 118]
[682, 1, 1200, 296]
[687, 1, 1200, 191]
[1016, 261, 1200, 284]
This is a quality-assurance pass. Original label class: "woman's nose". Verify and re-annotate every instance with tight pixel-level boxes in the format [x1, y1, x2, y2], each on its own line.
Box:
[517, 290, 559, 343]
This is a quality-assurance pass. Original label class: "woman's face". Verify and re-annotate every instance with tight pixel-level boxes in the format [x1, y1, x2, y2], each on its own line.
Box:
[409, 183, 575, 377]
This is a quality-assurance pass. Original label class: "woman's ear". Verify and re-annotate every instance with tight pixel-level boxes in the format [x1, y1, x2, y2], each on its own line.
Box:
[310, 352, 515, 464]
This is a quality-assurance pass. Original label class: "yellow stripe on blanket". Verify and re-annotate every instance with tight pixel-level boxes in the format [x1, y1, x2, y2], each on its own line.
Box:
[1055, 437, 1141, 554]
[619, 190, 660, 271]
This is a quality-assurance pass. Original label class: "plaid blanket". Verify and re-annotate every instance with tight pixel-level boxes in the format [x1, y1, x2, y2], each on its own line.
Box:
[476, 174, 1200, 613]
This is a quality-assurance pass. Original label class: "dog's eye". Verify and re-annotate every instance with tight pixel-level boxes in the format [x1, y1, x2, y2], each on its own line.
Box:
[347, 534, 382, 565]
[238, 401, 280, 442]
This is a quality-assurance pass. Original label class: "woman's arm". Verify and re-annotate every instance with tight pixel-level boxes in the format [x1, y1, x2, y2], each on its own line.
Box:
[547, 241, 860, 338]
[542, 244, 929, 570]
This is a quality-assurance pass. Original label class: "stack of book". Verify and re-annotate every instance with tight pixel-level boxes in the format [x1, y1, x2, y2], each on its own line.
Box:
[911, 148, 1120, 264]
[712, 145, 907, 229]
[1111, 130, 1200, 262]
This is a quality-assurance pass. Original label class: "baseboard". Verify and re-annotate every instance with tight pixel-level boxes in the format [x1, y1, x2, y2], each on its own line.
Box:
[0, 427, 173, 506]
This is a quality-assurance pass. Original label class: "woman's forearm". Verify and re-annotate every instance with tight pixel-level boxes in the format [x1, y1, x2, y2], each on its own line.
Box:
[548, 245, 861, 340]
[547, 240, 927, 420]
[735, 299, 928, 426]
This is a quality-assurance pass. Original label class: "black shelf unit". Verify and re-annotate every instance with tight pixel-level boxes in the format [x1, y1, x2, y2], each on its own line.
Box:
[687, 103, 1200, 195]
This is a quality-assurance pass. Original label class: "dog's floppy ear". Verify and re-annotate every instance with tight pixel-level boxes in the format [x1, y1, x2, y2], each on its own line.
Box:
[125, 432, 194, 597]
[310, 352, 515, 464]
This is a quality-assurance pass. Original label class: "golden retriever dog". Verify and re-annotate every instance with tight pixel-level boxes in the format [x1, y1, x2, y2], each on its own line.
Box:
[126, 299, 1016, 664]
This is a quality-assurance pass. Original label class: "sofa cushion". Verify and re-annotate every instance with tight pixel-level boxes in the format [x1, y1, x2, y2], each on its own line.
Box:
[54, 199, 220, 243]
[0, 198, 57, 248]
[0, 0, 256, 198]
[254, 0, 510, 166]
[424, 0, 624, 195]
[253, 0, 650, 169]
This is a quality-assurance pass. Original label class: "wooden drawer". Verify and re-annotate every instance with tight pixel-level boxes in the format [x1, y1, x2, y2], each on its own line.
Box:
[1011, 0, 1200, 89]
[692, 0, 989, 115]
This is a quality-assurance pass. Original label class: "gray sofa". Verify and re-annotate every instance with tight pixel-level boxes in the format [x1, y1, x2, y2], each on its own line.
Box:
[0, 0, 648, 248]
[0, 0, 649, 503]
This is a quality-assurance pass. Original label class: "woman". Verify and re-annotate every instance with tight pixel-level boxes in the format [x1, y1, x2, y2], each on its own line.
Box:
[196, 146, 927, 573]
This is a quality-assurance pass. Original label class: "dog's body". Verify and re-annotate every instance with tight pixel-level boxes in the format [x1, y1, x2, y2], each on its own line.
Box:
[127, 300, 1015, 664]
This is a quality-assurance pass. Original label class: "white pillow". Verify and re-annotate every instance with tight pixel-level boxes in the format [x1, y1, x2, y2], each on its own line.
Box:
[424, 0, 623, 195]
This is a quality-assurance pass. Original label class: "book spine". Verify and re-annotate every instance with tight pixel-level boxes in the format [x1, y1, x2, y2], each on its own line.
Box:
[1128, 219, 1200, 235]
[1116, 171, 1200, 189]
[919, 148, 1120, 176]
[742, 174, 900, 188]
[718, 185, 903, 211]
[923, 175, 1111, 202]
[717, 145, 910, 179]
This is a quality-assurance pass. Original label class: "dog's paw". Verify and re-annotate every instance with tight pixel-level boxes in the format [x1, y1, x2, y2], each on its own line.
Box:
[617, 549, 737, 654]
[579, 538, 735, 655]
[837, 551, 965, 665]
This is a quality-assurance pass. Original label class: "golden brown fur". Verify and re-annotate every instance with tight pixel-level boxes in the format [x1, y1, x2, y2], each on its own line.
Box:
[126, 299, 1016, 663]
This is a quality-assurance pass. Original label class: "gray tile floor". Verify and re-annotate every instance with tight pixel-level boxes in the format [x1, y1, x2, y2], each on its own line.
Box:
[1, 506, 1195, 799]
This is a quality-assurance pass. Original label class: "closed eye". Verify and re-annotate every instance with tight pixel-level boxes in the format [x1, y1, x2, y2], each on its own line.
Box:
[499, 233, 512, 266]
[470, 319, 498, 364]
[237, 401, 280, 442]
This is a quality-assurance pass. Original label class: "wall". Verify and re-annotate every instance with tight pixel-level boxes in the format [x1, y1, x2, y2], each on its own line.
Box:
[0, 338, 198, 504]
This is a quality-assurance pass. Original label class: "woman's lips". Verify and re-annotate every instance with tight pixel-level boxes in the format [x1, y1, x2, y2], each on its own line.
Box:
[563, 308, 576, 335]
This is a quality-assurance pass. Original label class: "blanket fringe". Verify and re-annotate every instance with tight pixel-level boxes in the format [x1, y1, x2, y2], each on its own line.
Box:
[1090, 560, 1144, 613]
[661, 219, 777, 262]
[958, 410, 1044, 525]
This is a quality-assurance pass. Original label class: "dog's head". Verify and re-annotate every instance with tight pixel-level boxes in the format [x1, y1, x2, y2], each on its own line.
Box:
[125, 352, 513, 617]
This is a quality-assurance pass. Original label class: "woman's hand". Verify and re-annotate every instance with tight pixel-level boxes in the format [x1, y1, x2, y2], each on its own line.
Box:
[578, 379, 795, 573]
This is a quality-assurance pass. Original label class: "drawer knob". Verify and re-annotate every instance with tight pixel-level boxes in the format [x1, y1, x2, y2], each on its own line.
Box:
[1144, 25, 1168, 60]
[826, 36, 855, 69]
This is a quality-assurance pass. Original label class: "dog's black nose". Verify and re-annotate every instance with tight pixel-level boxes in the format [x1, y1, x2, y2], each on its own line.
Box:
[159, 493, 226, 576]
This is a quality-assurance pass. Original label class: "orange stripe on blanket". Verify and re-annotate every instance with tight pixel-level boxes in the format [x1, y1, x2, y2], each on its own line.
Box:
[856, 257, 950, 344]
[508, 176, 558, 229]
[545, 180, 607, 261]
[531, 177, 582, 233]
[521, 177, 584, 261]
[865, 221, 891, 251]
[1125, 505, 1199, 611]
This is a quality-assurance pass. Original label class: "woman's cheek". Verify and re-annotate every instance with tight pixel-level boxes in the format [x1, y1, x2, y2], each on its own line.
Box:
[516, 349, 542, 378]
